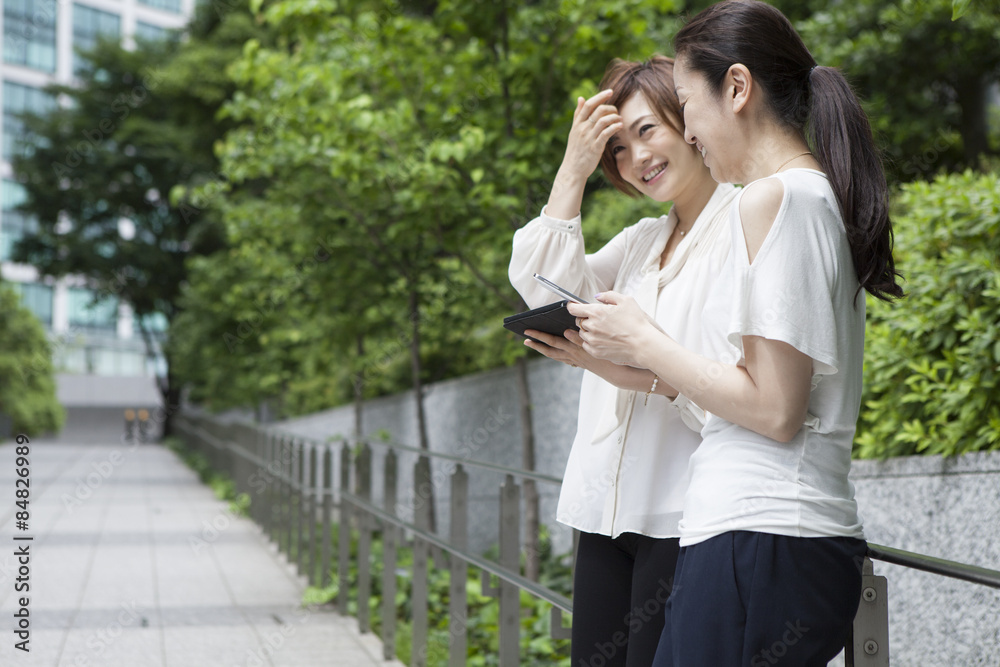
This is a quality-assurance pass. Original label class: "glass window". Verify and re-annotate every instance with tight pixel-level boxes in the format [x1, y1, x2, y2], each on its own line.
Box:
[137, 0, 181, 14]
[0, 179, 37, 261]
[134, 21, 174, 43]
[9, 281, 53, 327]
[67, 286, 118, 333]
[3, 80, 55, 160]
[3, 0, 57, 72]
[72, 4, 120, 75]
[134, 311, 168, 335]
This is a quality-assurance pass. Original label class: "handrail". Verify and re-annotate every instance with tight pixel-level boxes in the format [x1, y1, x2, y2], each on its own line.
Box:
[867, 543, 1000, 590]
[342, 490, 573, 613]
[173, 412, 1000, 666]
[266, 425, 564, 486]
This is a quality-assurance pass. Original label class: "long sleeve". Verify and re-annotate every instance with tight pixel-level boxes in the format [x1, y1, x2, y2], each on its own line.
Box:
[508, 207, 627, 308]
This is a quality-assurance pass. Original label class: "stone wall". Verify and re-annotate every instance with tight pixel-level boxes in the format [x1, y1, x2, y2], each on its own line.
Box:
[276, 357, 1000, 667]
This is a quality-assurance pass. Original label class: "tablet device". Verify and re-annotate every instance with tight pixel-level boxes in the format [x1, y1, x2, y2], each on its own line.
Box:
[503, 299, 578, 342]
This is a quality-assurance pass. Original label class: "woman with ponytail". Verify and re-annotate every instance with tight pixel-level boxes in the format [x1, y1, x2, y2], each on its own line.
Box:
[567, 1, 903, 664]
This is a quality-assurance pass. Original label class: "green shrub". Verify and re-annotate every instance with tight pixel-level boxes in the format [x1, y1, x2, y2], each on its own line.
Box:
[0, 281, 64, 438]
[165, 436, 251, 515]
[304, 524, 573, 666]
[856, 169, 1000, 458]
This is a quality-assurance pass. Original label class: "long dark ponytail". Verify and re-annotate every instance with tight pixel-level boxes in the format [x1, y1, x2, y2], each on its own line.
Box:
[674, 0, 903, 301]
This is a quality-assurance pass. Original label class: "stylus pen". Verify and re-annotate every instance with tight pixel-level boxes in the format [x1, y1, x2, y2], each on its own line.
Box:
[532, 273, 589, 304]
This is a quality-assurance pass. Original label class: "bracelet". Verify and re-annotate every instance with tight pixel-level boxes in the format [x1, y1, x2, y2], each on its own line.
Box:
[644, 375, 659, 406]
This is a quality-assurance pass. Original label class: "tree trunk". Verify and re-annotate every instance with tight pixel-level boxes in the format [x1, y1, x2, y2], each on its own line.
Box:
[353, 333, 365, 440]
[159, 367, 181, 440]
[408, 285, 437, 533]
[956, 73, 990, 166]
[515, 356, 541, 581]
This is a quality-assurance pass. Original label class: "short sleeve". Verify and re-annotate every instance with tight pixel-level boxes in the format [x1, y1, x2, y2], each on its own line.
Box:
[725, 182, 844, 377]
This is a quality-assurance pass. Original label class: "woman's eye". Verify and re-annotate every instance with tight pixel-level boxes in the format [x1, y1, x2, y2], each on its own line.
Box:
[611, 145, 625, 157]
[639, 124, 655, 136]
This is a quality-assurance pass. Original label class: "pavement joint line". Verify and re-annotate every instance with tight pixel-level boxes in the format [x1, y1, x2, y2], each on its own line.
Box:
[144, 442, 170, 666]
[54, 447, 118, 667]
[0, 437, 408, 666]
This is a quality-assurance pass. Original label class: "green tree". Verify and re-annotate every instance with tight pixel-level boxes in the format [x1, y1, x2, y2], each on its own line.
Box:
[11, 0, 267, 432]
[0, 282, 64, 437]
[171, 0, 681, 570]
[797, 0, 1000, 181]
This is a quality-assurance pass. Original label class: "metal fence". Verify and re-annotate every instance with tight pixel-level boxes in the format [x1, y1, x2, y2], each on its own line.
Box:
[173, 412, 1000, 667]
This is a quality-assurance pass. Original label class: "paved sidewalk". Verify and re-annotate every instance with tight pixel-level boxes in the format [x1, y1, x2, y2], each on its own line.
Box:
[0, 437, 404, 667]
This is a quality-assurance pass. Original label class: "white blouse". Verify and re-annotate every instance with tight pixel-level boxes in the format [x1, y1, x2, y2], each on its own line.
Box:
[679, 169, 866, 547]
[509, 184, 738, 538]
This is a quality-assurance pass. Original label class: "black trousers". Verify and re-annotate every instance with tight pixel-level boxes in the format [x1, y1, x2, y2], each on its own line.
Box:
[571, 531, 681, 667]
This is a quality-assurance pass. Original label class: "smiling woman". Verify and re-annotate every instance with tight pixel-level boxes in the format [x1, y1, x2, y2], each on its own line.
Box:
[507, 55, 737, 667]
[563, 2, 905, 665]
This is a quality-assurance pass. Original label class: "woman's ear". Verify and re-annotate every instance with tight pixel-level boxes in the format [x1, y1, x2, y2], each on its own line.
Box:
[728, 63, 752, 114]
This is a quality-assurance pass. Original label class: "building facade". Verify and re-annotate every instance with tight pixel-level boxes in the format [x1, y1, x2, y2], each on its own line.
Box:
[1, 0, 193, 378]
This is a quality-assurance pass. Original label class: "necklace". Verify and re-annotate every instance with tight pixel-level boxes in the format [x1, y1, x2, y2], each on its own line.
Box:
[775, 151, 812, 173]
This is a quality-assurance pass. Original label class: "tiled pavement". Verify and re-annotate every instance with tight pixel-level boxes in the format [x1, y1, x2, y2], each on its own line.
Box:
[0, 436, 404, 667]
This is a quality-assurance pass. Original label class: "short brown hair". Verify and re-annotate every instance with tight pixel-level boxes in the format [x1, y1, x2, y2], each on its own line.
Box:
[598, 55, 691, 197]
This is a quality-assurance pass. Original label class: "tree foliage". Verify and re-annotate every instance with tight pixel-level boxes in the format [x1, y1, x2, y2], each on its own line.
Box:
[0, 282, 64, 437]
[170, 0, 683, 415]
[11, 0, 267, 422]
[855, 168, 1000, 458]
[797, 0, 1000, 181]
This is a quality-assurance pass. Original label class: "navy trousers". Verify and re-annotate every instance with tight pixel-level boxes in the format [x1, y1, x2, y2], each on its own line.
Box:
[653, 531, 867, 667]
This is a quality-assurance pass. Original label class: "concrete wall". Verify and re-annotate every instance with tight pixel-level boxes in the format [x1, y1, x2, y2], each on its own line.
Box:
[851, 452, 1000, 666]
[276, 357, 1000, 667]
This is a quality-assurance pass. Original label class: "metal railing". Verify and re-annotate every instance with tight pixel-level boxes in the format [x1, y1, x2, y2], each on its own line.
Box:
[173, 412, 1000, 667]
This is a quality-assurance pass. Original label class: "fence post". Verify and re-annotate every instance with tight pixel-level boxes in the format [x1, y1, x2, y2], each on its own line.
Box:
[846, 557, 890, 667]
[382, 449, 399, 661]
[412, 455, 432, 667]
[285, 439, 297, 559]
[264, 433, 281, 543]
[499, 474, 521, 667]
[269, 435, 278, 549]
[307, 445, 319, 585]
[356, 442, 373, 634]
[321, 446, 333, 588]
[449, 465, 469, 667]
[297, 440, 307, 577]
[338, 444, 352, 616]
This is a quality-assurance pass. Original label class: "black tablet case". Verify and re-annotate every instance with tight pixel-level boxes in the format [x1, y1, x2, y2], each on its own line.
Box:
[503, 300, 579, 341]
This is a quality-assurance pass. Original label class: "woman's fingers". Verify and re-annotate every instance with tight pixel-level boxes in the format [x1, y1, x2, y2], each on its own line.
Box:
[523, 329, 567, 349]
[577, 89, 614, 120]
[523, 334, 578, 366]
